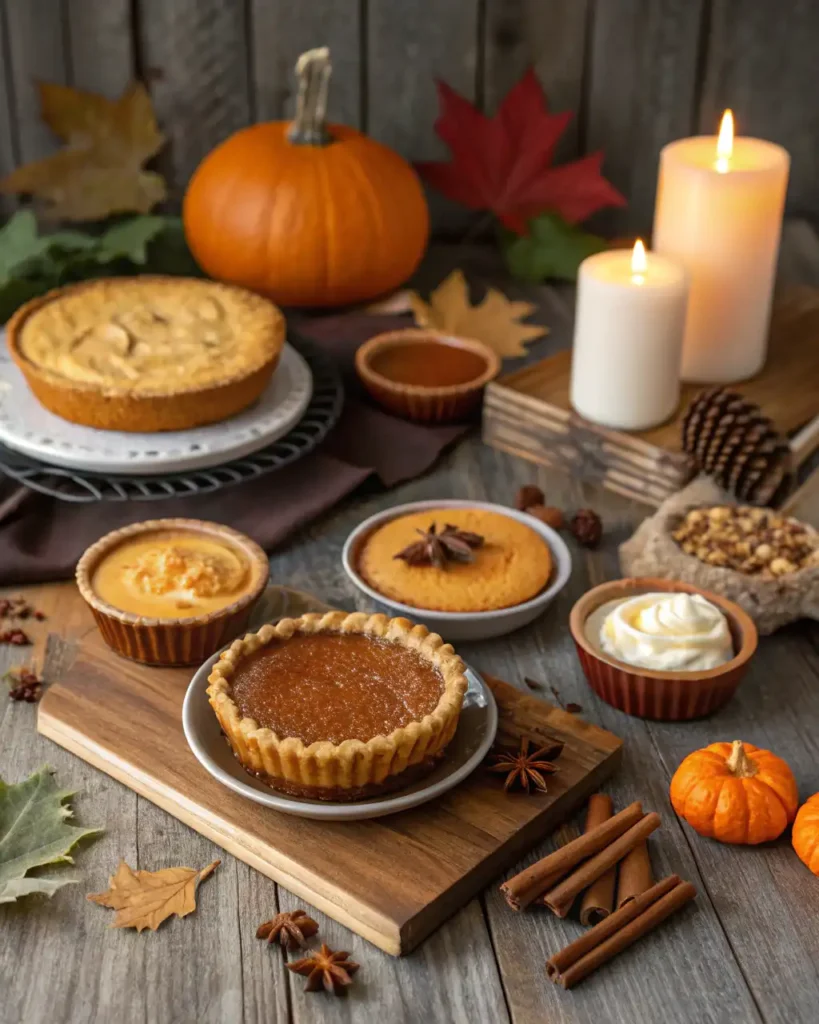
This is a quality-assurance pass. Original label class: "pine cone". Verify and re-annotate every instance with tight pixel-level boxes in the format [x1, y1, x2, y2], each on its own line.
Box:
[681, 389, 791, 504]
[571, 509, 602, 548]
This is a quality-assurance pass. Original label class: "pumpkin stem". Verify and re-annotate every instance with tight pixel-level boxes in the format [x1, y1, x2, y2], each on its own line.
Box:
[288, 47, 333, 146]
[726, 740, 758, 778]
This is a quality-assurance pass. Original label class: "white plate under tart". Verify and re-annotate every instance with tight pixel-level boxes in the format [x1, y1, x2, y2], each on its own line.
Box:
[182, 650, 498, 822]
[0, 336, 312, 474]
[341, 499, 573, 642]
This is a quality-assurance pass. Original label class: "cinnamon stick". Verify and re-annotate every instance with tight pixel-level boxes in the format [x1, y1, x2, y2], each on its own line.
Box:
[579, 795, 616, 926]
[500, 801, 643, 911]
[616, 841, 653, 908]
[546, 875, 696, 989]
[541, 812, 661, 918]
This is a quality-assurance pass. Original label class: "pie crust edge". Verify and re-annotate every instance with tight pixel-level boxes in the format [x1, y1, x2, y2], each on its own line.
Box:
[206, 611, 468, 795]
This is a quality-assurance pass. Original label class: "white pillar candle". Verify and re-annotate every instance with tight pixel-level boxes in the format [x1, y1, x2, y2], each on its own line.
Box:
[570, 241, 688, 431]
[653, 111, 789, 383]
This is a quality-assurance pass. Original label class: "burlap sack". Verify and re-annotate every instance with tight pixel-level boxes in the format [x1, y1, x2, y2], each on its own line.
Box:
[619, 476, 819, 635]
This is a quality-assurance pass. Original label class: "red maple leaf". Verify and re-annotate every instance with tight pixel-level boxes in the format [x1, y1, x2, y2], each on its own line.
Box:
[416, 70, 626, 233]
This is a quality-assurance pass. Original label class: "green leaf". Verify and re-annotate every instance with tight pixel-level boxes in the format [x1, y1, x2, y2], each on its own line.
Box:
[500, 211, 607, 283]
[0, 211, 53, 284]
[98, 215, 168, 264]
[0, 767, 102, 904]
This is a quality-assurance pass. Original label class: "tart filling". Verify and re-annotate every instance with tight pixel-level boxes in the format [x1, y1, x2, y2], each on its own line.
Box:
[91, 529, 251, 619]
[207, 611, 468, 800]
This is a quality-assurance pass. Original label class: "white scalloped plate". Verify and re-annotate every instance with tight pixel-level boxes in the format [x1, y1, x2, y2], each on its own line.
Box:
[0, 335, 312, 475]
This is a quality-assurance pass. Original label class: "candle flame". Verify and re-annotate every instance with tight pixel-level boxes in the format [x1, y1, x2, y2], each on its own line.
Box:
[631, 239, 647, 280]
[716, 109, 734, 172]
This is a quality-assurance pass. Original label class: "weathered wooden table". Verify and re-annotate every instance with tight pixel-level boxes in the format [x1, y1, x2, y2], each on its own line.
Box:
[2, 225, 818, 1024]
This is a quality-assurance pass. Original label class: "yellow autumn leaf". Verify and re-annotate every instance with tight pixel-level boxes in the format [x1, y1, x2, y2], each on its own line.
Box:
[410, 269, 547, 358]
[0, 82, 167, 221]
[87, 859, 219, 932]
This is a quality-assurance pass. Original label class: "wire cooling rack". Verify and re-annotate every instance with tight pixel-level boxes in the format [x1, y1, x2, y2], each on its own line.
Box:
[0, 334, 343, 503]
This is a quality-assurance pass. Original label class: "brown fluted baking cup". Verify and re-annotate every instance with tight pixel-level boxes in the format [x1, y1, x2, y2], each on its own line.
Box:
[76, 518, 269, 667]
[569, 578, 757, 721]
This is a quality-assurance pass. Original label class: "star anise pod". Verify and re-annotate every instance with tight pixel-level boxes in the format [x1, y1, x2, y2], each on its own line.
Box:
[394, 522, 484, 568]
[256, 909, 319, 951]
[287, 943, 360, 996]
[488, 737, 564, 794]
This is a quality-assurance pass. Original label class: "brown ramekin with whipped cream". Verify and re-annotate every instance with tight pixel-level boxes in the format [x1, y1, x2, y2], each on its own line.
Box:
[569, 578, 757, 720]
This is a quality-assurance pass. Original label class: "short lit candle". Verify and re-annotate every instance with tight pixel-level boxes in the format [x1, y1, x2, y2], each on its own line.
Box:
[569, 240, 688, 431]
[653, 110, 790, 382]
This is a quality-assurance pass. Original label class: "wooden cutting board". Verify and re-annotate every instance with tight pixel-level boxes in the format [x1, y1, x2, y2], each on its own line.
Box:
[483, 286, 819, 507]
[36, 623, 622, 956]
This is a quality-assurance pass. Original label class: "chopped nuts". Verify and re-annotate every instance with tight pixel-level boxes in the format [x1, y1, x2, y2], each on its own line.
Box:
[672, 505, 818, 577]
[515, 484, 545, 511]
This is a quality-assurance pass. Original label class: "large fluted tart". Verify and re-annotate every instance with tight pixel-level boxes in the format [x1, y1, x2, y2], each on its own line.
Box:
[6, 276, 285, 431]
[207, 611, 468, 801]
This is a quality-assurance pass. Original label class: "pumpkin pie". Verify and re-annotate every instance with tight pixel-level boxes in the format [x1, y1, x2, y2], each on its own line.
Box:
[76, 518, 269, 666]
[7, 276, 285, 431]
[358, 507, 553, 612]
[207, 611, 468, 800]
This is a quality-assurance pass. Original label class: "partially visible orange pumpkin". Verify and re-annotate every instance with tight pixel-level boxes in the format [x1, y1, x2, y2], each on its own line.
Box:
[670, 740, 798, 845]
[793, 793, 819, 874]
[183, 47, 429, 308]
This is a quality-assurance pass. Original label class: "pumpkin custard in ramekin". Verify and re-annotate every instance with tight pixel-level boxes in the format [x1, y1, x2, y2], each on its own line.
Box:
[357, 507, 553, 612]
[206, 611, 467, 801]
[76, 519, 269, 666]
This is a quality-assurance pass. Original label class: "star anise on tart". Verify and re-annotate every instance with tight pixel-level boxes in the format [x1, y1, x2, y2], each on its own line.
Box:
[256, 909, 319, 951]
[394, 522, 484, 568]
[488, 737, 564, 794]
[286, 943, 360, 996]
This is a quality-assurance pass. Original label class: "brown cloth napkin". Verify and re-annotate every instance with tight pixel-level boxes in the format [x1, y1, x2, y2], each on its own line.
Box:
[0, 313, 468, 585]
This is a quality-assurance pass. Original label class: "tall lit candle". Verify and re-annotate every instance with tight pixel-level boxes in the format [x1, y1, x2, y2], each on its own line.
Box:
[570, 241, 688, 430]
[653, 111, 790, 383]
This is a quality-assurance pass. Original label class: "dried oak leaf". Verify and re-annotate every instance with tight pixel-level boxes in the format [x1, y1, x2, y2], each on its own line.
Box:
[0, 82, 167, 221]
[410, 269, 546, 358]
[87, 858, 219, 932]
[0, 768, 102, 904]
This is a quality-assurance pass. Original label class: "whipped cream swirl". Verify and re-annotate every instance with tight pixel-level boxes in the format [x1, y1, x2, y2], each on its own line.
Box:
[599, 592, 733, 672]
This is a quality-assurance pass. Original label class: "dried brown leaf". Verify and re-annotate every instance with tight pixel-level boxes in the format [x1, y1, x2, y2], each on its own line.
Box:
[410, 269, 547, 358]
[0, 82, 167, 221]
[87, 859, 219, 932]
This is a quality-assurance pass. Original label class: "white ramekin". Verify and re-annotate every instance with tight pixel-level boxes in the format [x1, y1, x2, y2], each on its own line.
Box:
[341, 499, 572, 642]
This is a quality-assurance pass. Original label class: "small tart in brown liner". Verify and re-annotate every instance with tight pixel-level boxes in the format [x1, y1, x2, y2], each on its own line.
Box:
[76, 518, 269, 667]
[206, 611, 468, 801]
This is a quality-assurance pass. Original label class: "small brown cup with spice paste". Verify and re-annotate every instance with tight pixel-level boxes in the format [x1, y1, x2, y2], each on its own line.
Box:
[355, 328, 501, 423]
[76, 518, 269, 667]
[569, 577, 757, 720]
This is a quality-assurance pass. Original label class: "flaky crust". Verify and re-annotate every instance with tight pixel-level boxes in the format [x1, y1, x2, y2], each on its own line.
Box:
[207, 611, 468, 796]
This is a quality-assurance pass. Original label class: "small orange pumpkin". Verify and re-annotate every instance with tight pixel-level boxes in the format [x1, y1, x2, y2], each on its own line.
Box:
[793, 793, 819, 874]
[670, 740, 798, 845]
[183, 47, 429, 308]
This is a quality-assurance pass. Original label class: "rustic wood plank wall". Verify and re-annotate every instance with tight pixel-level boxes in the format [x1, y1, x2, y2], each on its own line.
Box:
[0, 0, 817, 231]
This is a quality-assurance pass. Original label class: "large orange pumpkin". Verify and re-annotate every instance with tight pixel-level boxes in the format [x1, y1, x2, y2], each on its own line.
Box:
[183, 48, 429, 307]
[793, 793, 819, 874]
[670, 740, 798, 845]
